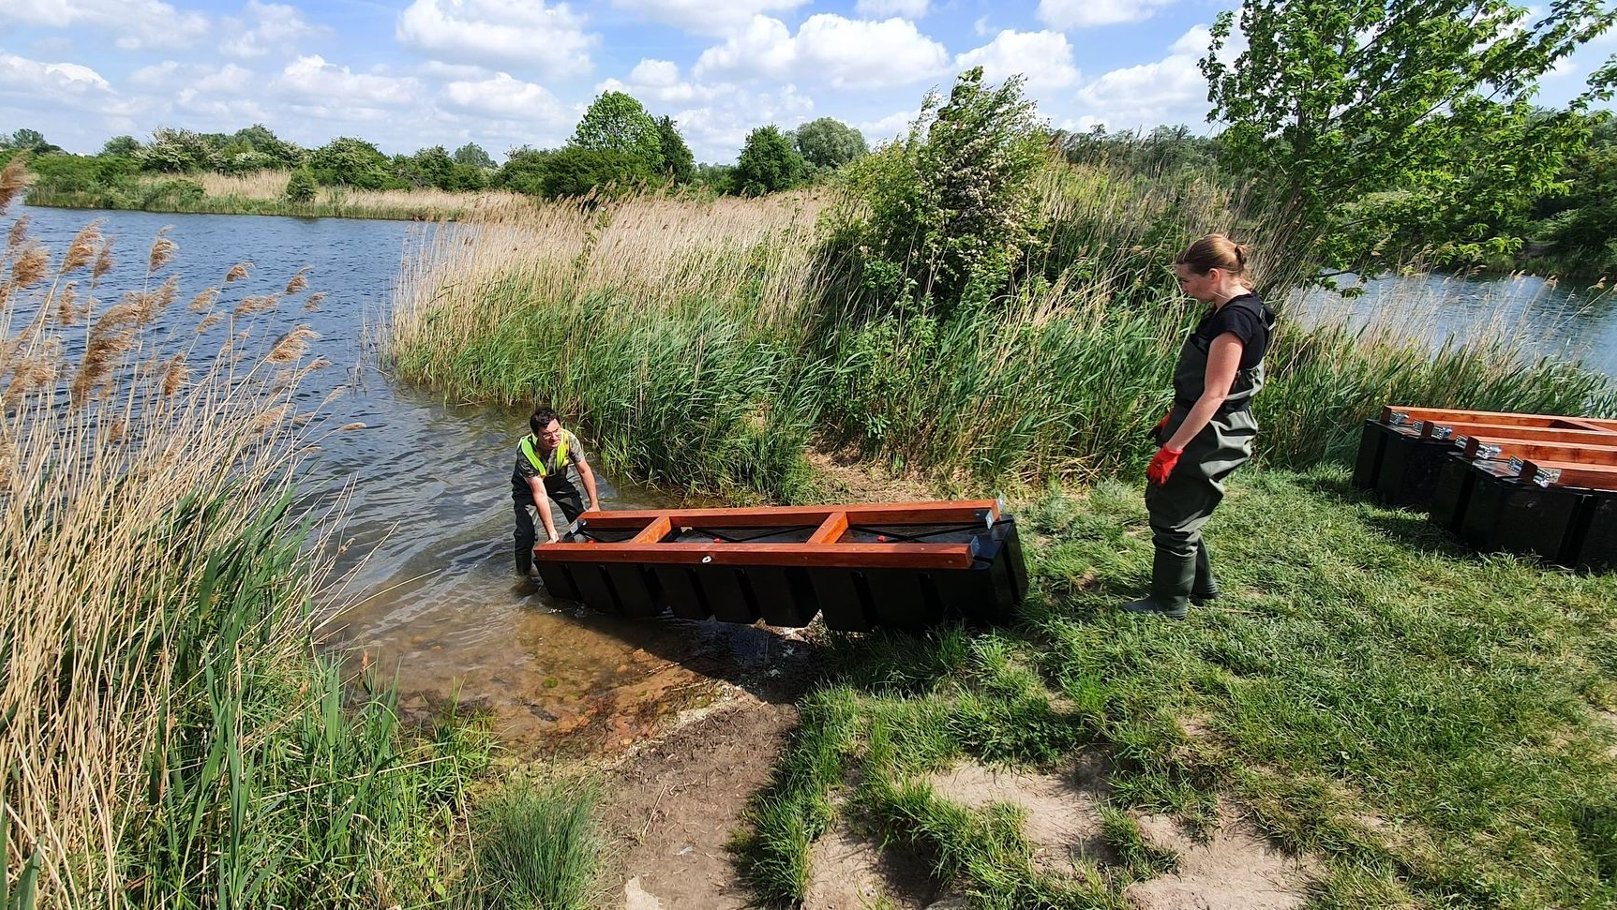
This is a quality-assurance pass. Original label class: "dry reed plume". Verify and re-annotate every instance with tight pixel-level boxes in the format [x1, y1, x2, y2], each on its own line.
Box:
[0, 214, 331, 904]
[0, 155, 29, 209]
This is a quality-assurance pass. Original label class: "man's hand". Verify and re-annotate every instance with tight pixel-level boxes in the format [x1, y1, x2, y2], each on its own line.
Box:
[587, 499, 600, 514]
[546, 531, 561, 545]
[1147, 446, 1183, 486]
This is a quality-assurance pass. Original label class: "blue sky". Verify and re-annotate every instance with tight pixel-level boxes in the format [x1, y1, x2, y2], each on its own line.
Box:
[2, 0, 1614, 163]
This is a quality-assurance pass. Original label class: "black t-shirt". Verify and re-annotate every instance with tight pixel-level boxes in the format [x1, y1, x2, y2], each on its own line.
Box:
[1190, 293, 1273, 370]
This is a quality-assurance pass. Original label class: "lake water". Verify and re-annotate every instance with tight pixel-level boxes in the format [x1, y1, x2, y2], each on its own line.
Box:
[1291, 272, 1617, 378]
[11, 203, 791, 752]
[12, 204, 1615, 748]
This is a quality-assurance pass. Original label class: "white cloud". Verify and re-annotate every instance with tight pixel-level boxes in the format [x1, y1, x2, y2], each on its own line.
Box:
[220, 0, 323, 59]
[1073, 27, 1212, 130]
[7, 0, 209, 50]
[417, 60, 492, 81]
[855, 108, 918, 145]
[1037, 0, 1178, 30]
[608, 0, 808, 36]
[442, 72, 572, 127]
[396, 0, 595, 77]
[130, 61, 255, 94]
[956, 30, 1079, 91]
[595, 58, 727, 105]
[673, 84, 814, 161]
[855, 0, 929, 17]
[275, 55, 421, 109]
[694, 14, 950, 90]
[0, 52, 112, 96]
[439, 72, 578, 143]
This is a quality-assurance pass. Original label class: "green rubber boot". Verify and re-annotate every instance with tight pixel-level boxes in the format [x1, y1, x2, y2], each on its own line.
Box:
[1122, 548, 1196, 620]
[1191, 540, 1220, 605]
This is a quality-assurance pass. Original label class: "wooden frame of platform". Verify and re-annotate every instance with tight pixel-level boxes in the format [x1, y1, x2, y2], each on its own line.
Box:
[531, 500, 1028, 631]
[1359, 405, 1617, 571]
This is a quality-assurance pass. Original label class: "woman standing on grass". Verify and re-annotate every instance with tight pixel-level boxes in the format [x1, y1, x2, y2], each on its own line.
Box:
[1124, 234, 1276, 619]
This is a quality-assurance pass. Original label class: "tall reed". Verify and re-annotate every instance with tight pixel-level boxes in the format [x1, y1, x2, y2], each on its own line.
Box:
[0, 171, 486, 907]
[27, 168, 537, 222]
[387, 192, 829, 499]
[384, 159, 1615, 496]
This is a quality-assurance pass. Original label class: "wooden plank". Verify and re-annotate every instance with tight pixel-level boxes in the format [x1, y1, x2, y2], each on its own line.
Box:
[1430, 422, 1617, 446]
[806, 511, 849, 545]
[1522, 459, 1617, 492]
[1462, 435, 1617, 466]
[532, 541, 975, 569]
[577, 500, 998, 530]
[1550, 417, 1614, 433]
[627, 515, 672, 544]
[1386, 406, 1610, 430]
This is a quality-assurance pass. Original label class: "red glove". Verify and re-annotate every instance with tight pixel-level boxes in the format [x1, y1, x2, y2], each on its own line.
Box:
[1147, 446, 1183, 485]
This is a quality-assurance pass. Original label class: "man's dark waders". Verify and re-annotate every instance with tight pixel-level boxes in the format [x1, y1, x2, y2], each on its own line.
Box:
[1128, 318, 1267, 619]
[513, 433, 585, 576]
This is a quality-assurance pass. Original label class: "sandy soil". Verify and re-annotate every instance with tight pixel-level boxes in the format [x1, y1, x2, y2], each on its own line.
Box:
[1123, 800, 1320, 910]
[598, 694, 797, 910]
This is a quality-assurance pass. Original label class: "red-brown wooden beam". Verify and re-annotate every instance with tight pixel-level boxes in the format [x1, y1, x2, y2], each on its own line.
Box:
[806, 511, 849, 545]
[1383, 405, 1617, 433]
[532, 541, 975, 569]
[628, 515, 673, 544]
[1462, 436, 1617, 466]
[1429, 422, 1617, 446]
[575, 500, 998, 531]
[1520, 459, 1617, 492]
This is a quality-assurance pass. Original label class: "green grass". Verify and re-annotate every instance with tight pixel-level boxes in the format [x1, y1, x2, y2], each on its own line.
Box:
[736, 465, 1617, 909]
[471, 776, 603, 910]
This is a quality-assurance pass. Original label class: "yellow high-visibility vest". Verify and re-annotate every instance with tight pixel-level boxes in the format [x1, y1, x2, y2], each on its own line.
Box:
[519, 433, 569, 478]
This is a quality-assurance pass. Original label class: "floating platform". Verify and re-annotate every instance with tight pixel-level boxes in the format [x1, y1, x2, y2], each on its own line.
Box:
[531, 501, 1027, 631]
[1356, 405, 1617, 570]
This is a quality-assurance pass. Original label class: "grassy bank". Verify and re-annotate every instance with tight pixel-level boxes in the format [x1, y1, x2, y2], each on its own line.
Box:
[386, 167, 1615, 497]
[734, 466, 1617, 909]
[0, 165, 601, 906]
[23, 168, 533, 221]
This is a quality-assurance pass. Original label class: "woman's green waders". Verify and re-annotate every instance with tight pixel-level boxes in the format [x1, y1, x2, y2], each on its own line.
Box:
[1126, 319, 1266, 619]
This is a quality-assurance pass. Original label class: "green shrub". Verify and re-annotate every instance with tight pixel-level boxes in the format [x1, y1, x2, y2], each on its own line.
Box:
[285, 168, 318, 203]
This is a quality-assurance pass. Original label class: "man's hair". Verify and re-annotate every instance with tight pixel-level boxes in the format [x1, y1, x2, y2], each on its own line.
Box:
[529, 406, 561, 435]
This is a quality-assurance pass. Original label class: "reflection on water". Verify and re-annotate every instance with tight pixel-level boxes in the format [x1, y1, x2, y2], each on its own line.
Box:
[1291, 272, 1617, 379]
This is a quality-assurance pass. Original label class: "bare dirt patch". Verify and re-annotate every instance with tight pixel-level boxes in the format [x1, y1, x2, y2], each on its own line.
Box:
[1123, 800, 1320, 910]
[803, 824, 943, 909]
[598, 695, 797, 910]
[926, 752, 1114, 874]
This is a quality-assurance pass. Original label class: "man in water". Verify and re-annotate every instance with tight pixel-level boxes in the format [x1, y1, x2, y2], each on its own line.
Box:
[512, 406, 600, 577]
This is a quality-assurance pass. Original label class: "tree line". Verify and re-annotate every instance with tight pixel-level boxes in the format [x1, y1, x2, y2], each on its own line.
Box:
[0, 92, 869, 204]
[4, 0, 1615, 277]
